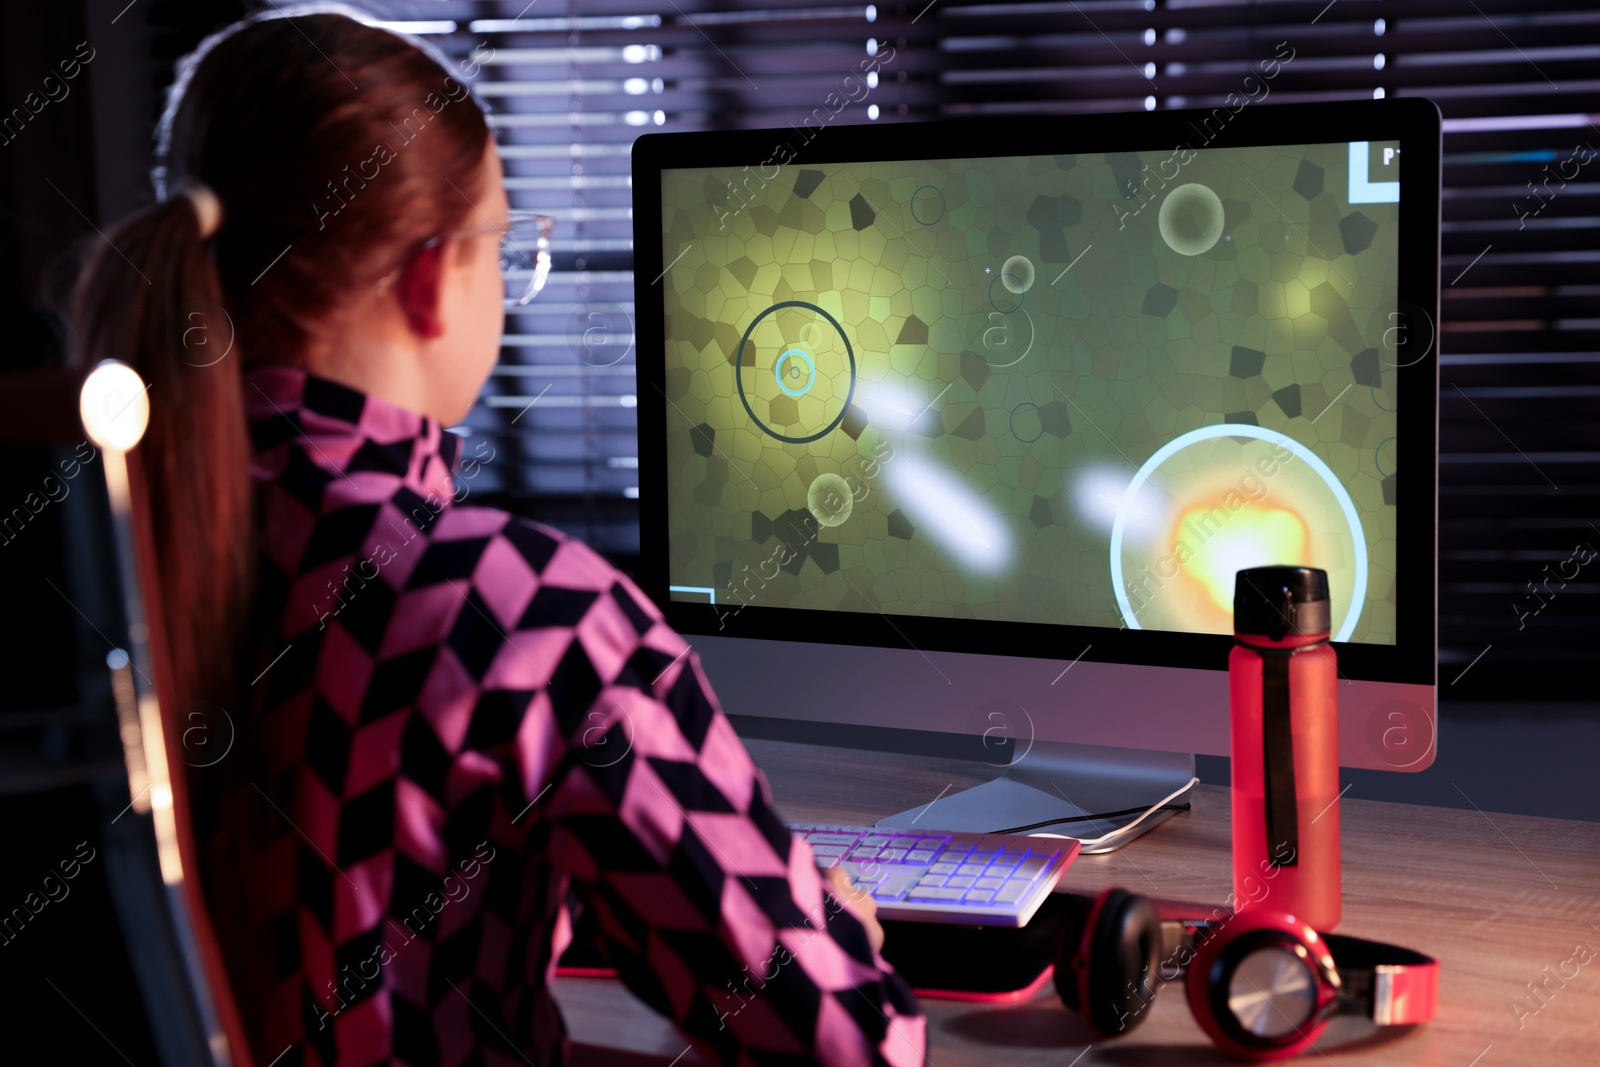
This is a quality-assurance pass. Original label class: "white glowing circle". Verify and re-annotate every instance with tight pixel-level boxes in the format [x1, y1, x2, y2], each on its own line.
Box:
[1159, 183, 1225, 256]
[1000, 255, 1035, 294]
[80, 360, 149, 452]
[1109, 424, 1368, 642]
[886, 455, 1013, 575]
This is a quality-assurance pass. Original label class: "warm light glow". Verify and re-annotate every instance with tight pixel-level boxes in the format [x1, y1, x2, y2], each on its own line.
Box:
[79, 360, 149, 452]
[1111, 424, 1368, 641]
[1175, 502, 1310, 615]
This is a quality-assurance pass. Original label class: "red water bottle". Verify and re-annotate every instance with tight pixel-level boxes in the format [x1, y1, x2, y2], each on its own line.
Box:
[1229, 566, 1341, 931]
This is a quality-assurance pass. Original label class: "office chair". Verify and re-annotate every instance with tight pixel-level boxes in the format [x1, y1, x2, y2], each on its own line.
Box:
[70, 360, 253, 1067]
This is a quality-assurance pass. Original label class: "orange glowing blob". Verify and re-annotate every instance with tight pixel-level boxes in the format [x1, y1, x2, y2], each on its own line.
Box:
[1172, 499, 1312, 616]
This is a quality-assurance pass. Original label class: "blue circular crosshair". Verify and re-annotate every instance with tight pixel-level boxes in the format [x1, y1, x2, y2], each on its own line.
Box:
[735, 300, 858, 445]
[774, 348, 816, 397]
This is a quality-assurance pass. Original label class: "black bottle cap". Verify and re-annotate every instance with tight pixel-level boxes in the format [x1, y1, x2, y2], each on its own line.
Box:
[1234, 566, 1331, 641]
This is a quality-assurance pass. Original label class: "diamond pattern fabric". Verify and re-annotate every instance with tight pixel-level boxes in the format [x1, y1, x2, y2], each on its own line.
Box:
[201, 365, 924, 1066]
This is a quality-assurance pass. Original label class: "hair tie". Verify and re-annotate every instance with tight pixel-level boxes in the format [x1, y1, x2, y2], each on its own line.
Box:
[178, 181, 223, 239]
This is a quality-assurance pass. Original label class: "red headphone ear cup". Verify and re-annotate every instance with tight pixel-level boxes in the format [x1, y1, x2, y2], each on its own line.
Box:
[1184, 911, 1337, 1061]
[1050, 892, 1099, 1014]
[1053, 889, 1162, 1037]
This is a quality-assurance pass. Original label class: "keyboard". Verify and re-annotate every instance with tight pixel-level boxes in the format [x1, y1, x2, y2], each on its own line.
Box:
[788, 823, 1078, 927]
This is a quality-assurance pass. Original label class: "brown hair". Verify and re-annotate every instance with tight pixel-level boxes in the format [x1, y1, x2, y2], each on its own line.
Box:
[69, 8, 491, 713]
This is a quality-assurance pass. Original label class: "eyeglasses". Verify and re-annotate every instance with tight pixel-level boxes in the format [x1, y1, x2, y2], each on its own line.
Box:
[381, 210, 555, 309]
[437, 210, 555, 309]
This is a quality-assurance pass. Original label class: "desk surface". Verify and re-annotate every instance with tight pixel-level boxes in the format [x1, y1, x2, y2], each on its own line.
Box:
[554, 738, 1600, 1066]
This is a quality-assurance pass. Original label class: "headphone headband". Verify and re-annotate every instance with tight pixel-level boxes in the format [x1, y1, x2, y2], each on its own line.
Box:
[1319, 932, 1439, 1027]
[1053, 889, 1438, 1061]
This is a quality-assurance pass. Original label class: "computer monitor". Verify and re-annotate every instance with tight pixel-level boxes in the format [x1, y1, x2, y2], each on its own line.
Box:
[631, 98, 1440, 846]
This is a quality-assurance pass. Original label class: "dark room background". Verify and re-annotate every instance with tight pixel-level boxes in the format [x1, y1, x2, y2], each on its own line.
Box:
[2, 0, 1596, 1059]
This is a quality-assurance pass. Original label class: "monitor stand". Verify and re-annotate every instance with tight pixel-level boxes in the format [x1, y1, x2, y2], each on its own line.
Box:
[875, 740, 1198, 853]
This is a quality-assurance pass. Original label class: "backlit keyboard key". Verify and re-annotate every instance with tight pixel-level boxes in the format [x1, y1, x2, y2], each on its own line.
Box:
[946, 876, 975, 888]
[975, 876, 1005, 890]
[889, 836, 918, 849]
[968, 853, 998, 866]
[917, 875, 946, 888]
[878, 849, 907, 863]
[871, 871, 920, 900]
[994, 880, 1031, 903]
[988, 854, 1020, 867]
[964, 890, 994, 904]
[1015, 859, 1047, 878]
[930, 863, 958, 875]
[805, 833, 860, 846]
[957, 864, 988, 878]
[848, 849, 878, 862]
[908, 886, 966, 900]
[906, 850, 938, 864]
[864, 835, 893, 848]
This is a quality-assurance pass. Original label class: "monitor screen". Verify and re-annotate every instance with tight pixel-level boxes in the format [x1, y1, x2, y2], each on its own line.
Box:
[657, 138, 1407, 643]
[632, 100, 1439, 771]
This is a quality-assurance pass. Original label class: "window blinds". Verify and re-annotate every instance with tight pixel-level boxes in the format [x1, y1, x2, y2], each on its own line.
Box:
[355, 0, 1600, 683]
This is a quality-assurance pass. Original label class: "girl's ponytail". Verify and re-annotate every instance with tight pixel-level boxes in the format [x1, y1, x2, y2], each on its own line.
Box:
[69, 185, 251, 715]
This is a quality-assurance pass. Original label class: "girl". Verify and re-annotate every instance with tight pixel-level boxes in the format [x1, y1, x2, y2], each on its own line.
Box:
[69, 9, 923, 1065]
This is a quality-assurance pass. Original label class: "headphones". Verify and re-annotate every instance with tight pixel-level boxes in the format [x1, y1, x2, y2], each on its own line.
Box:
[1053, 888, 1438, 1060]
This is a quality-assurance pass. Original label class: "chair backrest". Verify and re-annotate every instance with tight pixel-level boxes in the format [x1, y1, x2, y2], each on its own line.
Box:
[123, 442, 255, 1067]
[21, 363, 256, 1067]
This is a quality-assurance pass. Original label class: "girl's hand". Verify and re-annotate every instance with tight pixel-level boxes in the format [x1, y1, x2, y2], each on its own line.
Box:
[822, 865, 885, 954]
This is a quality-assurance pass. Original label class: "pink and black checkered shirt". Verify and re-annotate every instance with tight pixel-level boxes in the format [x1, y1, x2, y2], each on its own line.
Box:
[215, 365, 924, 1066]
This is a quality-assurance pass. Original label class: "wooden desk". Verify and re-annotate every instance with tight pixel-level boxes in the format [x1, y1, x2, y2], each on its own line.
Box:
[555, 738, 1600, 1065]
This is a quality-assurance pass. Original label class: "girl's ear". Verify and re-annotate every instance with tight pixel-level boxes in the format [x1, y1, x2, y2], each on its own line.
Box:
[397, 240, 449, 338]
